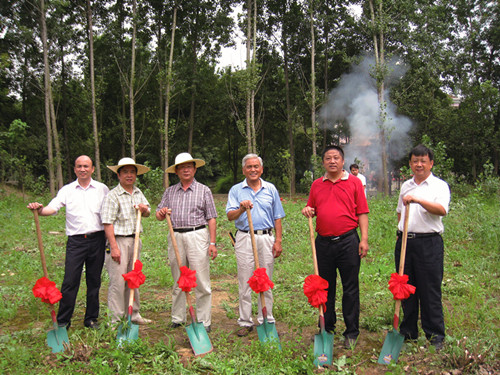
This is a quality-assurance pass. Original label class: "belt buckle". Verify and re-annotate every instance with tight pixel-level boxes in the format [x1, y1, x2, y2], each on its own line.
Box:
[331, 235, 340, 241]
[256, 230, 263, 235]
[407, 233, 416, 239]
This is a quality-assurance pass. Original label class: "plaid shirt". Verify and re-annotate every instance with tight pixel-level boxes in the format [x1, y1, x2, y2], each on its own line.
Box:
[101, 184, 150, 235]
[157, 179, 217, 228]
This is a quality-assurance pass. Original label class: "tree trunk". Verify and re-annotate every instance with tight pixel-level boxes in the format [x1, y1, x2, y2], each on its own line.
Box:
[245, 0, 252, 154]
[284, 38, 295, 195]
[309, 2, 317, 160]
[87, 0, 101, 180]
[163, 6, 177, 188]
[129, 0, 137, 159]
[40, 0, 55, 196]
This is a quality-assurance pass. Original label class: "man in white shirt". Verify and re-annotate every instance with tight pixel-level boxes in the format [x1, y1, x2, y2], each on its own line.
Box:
[350, 164, 367, 197]
[395, 145, 450, 351]
[27, 155, 109, 329]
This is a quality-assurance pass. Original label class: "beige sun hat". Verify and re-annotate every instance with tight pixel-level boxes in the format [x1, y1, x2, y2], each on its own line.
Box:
[107, 157, 150, 175]
[166, 152, 205, 173]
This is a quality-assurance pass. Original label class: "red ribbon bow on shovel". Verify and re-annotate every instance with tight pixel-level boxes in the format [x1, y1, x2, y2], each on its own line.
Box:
[122, 260, 146, 289]
[178, 265, 197, 292]
[388, 272, 416, 300]
[303, 274, 329, 311]
[32, 276, 63, 305]
[248, 267, 274, 293]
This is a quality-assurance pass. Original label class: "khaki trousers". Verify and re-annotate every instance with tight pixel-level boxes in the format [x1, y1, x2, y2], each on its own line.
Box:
[168, 228, 212, 327]
[105, 236, 142, 323]
[234, 230, 275, 327]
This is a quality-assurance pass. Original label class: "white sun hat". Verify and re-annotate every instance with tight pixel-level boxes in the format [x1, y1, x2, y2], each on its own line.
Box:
[107, 157, 150, 175]
[165, 152, 205, 173]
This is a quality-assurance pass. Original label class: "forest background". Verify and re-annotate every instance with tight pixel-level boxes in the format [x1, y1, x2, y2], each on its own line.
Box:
[0, 0, 499, 196]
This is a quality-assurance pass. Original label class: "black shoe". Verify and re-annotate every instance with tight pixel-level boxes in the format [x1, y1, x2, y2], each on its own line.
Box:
[236, 326, 253, 337]
[431, 341, 444, 351]
[85, 320, 99, 329]
[344, 337, 357, 349]
[170, 322, 183, 329]
[205, 325, 211, 333]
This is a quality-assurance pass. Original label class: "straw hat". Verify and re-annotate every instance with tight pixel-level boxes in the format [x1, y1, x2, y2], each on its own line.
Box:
[166, 152, 205, 173]
[107, 157, 150, 175]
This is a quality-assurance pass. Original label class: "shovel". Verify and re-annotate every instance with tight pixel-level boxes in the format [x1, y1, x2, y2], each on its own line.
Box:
[246, 208, 281, 348]
[308, 216, 334, 366]
[32, 209, 70, 353]
[378, 203, 410, 364]
[165, 214, 213, 356]
[117, 209, 142, 344]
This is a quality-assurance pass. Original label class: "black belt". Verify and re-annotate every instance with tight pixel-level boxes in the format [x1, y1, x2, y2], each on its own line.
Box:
[319, 228, 357, 242]
[397, 230, 440, 239]
[70, 231, 104, 239]
[238, 228, 273, 235]
[116, 234, 135, 238]
[174, 225, 206, 233]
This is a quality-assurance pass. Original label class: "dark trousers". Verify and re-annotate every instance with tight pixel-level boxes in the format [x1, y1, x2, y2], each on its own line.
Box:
[395, 235, 445, 344]
[57, 231, 106, 326]
[315, 231, 360, 338]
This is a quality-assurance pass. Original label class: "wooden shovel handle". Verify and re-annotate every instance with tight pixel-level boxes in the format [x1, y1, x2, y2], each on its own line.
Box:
[165, 213, 196, 308]
[246, 208, 267, 311]
[398, 203, 410, 276]
[308, 216, 326, 321]
[32, 210, 49, 278]
[246, 208, 260, 269]
[127, 209, 142, 310]
[393, 202, 410, 329]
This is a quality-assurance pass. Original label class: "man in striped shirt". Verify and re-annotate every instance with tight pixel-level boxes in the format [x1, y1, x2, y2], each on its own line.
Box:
[156, 153, 218, 332]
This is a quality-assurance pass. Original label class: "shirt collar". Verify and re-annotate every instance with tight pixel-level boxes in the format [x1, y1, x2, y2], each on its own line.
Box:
[243, 178, 265, 189]
[174, 178, 197, 191]
[116, 183, 138, 195]
[411, 172, 434, 186]
[75, 178, 96, 190]
[322, 169, 349, 182]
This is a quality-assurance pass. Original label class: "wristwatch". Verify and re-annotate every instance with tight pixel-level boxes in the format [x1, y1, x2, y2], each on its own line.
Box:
[210, 242, 216, 246]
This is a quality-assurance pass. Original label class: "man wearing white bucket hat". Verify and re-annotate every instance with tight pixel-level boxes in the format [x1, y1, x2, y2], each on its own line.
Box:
[156, 152, 218, 332]
[101, 157, 152, 325]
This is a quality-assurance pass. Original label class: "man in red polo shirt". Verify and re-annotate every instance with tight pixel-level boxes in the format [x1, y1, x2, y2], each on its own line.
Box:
[302, 145, 369, 349]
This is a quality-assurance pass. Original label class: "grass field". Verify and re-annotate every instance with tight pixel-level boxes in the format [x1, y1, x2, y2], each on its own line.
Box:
[0, 183, 498, 374]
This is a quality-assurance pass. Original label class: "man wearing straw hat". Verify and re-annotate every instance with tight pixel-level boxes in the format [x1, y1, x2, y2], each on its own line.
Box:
[27, 155, 109, 330]
[156, 152, 218, 332]
[101, 157, 152, 325]
[226, 153, 285, 337]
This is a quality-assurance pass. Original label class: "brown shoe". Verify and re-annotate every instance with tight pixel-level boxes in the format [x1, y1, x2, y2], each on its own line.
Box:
[236, 326, 253, 337]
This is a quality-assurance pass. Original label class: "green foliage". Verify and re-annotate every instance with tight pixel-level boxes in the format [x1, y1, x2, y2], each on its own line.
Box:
[0, 186, 499, 373]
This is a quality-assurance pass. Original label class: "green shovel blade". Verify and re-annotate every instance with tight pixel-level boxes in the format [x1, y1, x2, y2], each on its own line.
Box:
[256, 321, 281, 350]
[313, 330, 334, 366]
[117, 317, 139, 346]
[378, 328, 405, 364]
[47, 326, 69, 353]
[186, 321, 212, 356]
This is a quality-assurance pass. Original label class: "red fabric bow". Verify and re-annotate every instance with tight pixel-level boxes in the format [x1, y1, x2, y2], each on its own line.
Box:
[32, 276, 62, 304]
[248, 267, 274, 293]
[388, 273, 416, 300]
[178, 266, 197, 292]
[303, 274, 328, 311]
[122, 260, 146, 289]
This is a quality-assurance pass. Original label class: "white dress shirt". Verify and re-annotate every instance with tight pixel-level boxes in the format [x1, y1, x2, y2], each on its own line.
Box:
[397, 173, 450, 234]
[48, 178, 109, 236]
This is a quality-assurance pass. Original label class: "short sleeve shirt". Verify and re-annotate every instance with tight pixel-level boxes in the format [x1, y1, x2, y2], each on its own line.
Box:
[307, 170, 369, 237]
[226, 178, 285, 231]
[156, 179, 217, 228]
[397, 173, 450, 233]
[101, 184, 150, 235]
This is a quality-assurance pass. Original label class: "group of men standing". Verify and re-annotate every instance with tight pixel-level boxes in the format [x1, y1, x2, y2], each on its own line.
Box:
[27, 144, 449, 351]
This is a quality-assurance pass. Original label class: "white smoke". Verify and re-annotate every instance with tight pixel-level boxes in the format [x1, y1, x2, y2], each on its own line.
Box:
[319, 55, 413, 177]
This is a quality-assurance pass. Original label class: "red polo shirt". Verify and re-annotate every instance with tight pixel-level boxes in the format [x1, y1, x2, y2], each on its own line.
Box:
[306, 171, 369, 237]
